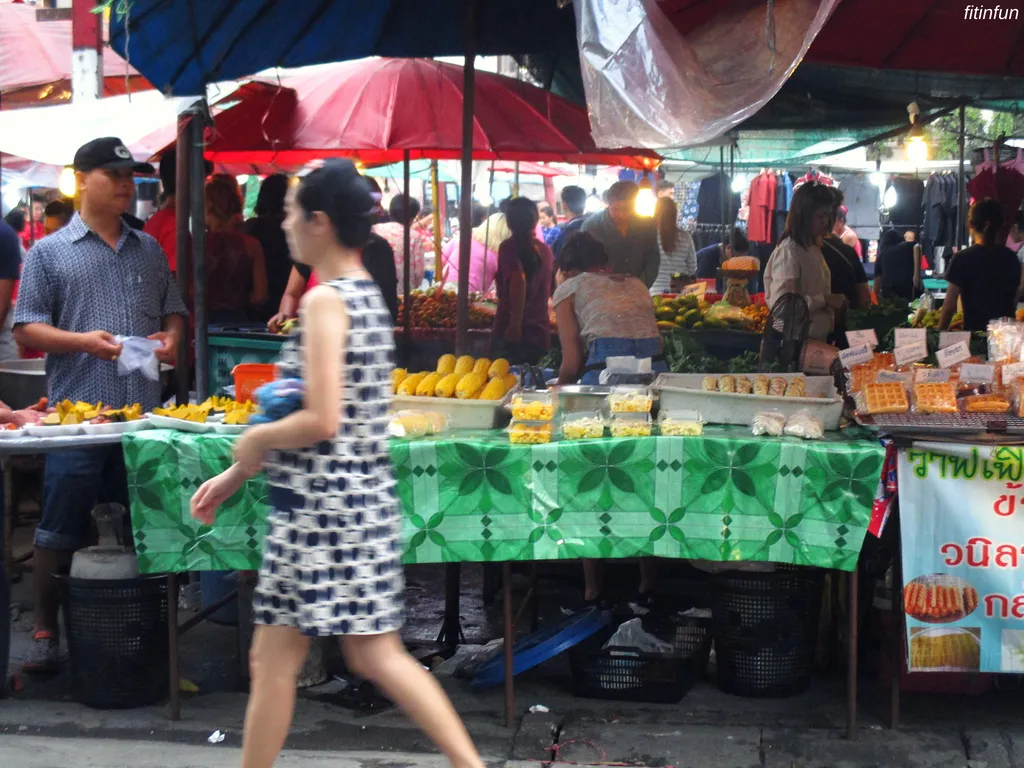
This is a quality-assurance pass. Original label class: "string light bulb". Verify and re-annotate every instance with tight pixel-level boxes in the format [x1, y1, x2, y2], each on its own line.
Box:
[58, 167, 76, 198]
[906, 102, 928, 165]
[634, 181, 656, 217]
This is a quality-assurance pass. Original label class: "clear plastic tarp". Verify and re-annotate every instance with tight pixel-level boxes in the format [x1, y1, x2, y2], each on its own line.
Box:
[574, 0, 841, 150]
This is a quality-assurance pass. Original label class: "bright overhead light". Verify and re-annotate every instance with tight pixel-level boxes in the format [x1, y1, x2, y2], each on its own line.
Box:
[584, 193, 604, 214]
[730, 174, 748, 193]
[907, 135, 928, 164]
[236, 174, 250, 185]
[870, 171, 886, 188]
[634, 185, 656, 217]
[883, 185, 898, 209]
[58, 167, 76, 197]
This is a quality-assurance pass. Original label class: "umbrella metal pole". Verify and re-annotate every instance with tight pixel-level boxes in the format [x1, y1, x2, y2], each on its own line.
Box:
[456, 0, 477, 355]
[719, 147, 727, 248]
[431, 161, 442, 274]
[402, 150, 412, 356]
[174, 112, 192, 406]
[956, 104, 966, 250]
[189, 110, 209, 400]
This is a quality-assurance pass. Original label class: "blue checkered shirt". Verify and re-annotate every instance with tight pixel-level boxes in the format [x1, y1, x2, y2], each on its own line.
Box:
[14, 213, 188, 412]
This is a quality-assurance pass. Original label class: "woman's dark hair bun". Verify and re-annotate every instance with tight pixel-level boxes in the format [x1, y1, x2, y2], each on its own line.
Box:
[296, 159, 380, 248]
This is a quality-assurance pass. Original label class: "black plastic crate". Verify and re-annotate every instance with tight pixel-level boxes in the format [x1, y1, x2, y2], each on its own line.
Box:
[568, 614, 712, 703]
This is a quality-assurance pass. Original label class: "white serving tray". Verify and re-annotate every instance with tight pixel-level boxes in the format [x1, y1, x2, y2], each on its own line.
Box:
[390, 391, 513, 430]
[653, 373, 844, 430]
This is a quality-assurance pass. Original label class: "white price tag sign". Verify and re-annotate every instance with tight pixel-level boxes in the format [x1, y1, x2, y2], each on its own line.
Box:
[845, 329, 878, 349]
[894, 340, 929, 366]
[877, 370, 912, 384]
[939, 331, 971, 350]
[839, 344, 873, 369]
[679, 282, 707, 299]
[961, 363, 995, 384]
[894, 328, 927, 347]
[1002, 362, 1024, 386]
[914, 368, 951, 383]
[936, 340, 970, 368]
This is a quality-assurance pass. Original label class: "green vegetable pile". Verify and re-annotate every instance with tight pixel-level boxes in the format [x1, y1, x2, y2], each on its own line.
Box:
[846, 298, 910, 342]
[663, 329, 784, 374]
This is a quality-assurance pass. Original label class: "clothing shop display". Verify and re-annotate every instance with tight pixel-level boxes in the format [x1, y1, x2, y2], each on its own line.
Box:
[793, 169, 835, 190]
[674, 181, 701, 232]
[747, 170, 777, 244]
[838, 174, 880, 240]
[967, 149, 1024, 245]
[921, 172, 964, 267]
[884, 177, 925, 234]
[696, 172, 741, 226]
[774, 171, 793, 246]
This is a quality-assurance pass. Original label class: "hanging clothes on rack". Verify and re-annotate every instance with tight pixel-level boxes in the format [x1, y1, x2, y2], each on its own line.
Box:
[674, 180, 700, 232]
[774, 170, 793, 245]
[794, 168, 835, 191]
[884, 177, 925, 235]
[746, 170, 776, 244]
[967, 153, 1024, 245]
[838, 173, 880, 241]
[696, 172, 740, 226]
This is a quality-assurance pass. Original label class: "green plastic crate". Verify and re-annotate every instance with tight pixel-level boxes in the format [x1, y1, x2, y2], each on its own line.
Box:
[208, 335, 286, 395]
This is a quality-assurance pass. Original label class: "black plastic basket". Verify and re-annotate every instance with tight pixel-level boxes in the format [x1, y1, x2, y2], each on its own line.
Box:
[58, 574, 169, 709]
[568, 614, 712, 703]
[710, 567, 824, 698]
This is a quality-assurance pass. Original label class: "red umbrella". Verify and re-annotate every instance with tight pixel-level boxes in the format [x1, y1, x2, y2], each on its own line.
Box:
[489, 160, 571, 177]
[192, 59, 659, 168]
[0, 2, 150, 106]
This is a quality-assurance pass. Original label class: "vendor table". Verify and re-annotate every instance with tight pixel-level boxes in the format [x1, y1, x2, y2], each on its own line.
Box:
[124, 425, 882, 735]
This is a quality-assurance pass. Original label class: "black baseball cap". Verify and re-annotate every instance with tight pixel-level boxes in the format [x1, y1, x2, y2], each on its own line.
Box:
[73, 137, 155, 174]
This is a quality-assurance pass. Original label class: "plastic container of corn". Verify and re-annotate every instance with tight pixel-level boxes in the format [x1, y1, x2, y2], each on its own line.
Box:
[510, 391, 556, 421]
[507, 420, 556, 444]
[658, 409, 705, 437]
[607, 385, 654, 414]
[561, 411, 606, 441]
[609, 412, 652, 438]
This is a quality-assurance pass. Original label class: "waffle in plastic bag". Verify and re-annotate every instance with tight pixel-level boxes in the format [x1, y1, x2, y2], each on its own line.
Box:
[855, 382, 910, 415]
[912, 382, 958, 414]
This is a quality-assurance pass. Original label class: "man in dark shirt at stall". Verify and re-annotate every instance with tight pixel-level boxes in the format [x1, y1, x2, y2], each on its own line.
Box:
[873, 229, 918, 301]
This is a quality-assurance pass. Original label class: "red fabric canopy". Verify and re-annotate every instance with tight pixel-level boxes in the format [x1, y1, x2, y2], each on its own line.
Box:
[195, 59, 659, 169]
[0, 2, 149, 106]
[658, 0, 1024, 78]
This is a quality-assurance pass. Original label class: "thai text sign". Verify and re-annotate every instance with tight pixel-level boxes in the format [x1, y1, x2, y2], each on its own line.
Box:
[899, 445, 1024, 673]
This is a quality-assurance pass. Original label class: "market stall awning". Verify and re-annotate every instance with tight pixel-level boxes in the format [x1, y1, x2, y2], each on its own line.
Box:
[154, 59, 659, 168]
[0, 2, 149, 106]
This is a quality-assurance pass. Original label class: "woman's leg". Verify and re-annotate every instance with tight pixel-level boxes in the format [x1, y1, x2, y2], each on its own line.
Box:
[582, 559, 604, 601]
[240, 624, 310, 768]
[342, 632, 484, 768]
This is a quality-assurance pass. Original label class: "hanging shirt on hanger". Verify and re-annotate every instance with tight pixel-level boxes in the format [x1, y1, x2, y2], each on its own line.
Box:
[839, 174, 880, 240]
[696, 172, 741, 226]
[747, 172, 775, 243]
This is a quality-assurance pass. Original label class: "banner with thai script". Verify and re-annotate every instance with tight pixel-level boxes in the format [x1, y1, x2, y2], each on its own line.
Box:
[899, 444, 1024, 673]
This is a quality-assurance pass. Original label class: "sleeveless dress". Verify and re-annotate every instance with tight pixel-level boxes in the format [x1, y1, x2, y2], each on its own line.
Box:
[253, 277, 405, 637]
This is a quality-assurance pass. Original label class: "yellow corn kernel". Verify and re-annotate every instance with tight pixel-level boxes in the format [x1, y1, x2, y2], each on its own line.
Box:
[472, 358, 491, 376]
[456, 372, 486, 399]
[435, 372, 462, 398]
[392, 368, 409, 394]
[479, 378, 509, 401]
[488, 358, 510, 379]
[415, 372, 443, 397]
[436, 354, 456, 376]
[454, 355, 475, 375]
[397, 372, 428, 396]
[501, 372, 518, 391]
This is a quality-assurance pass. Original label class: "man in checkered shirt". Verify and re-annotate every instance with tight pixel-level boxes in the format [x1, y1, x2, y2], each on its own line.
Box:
[13, 137, 187, 673]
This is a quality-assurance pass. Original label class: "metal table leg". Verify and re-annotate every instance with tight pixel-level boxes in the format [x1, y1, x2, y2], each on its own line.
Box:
[890, 519, 903, 730]
[846, 564, 859, 740]
[502, 562, 514, 729]
[168, 572, 180, 721]
[435, 563, 465, 652]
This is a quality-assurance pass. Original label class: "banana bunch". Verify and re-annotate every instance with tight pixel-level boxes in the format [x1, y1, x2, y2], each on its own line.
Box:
[392, 355, 517, 401]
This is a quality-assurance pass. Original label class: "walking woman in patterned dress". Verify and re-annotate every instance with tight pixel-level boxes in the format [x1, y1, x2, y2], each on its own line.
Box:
[191, 159, 485, 768]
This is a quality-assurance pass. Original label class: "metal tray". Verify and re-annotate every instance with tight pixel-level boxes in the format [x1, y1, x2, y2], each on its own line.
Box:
[856, 411, 1024, 437]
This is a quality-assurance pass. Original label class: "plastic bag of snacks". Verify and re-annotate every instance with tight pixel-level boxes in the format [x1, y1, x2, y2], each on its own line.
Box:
[388, 410, 450, 438]
[783, 409, 825, 440]
[987, 319, 1024, 363]
[608, 385, 654, 413]
[1012, 379, 1024, 418]
[854, 382, 910, 415]
[847, 352, 896, 394]
[911, 380, 958, 414]
[751, 410, 787, 436]
[963, 393, 1011, 414]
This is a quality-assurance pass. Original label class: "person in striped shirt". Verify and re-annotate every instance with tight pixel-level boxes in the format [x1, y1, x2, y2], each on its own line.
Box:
[651, 197, 696, 293]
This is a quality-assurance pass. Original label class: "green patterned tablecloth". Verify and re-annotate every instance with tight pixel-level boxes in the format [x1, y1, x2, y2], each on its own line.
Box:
[123, 427, 883, 574]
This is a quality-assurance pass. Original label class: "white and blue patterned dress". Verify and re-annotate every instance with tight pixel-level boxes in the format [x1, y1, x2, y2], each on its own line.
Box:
[254, 278, 405, 637]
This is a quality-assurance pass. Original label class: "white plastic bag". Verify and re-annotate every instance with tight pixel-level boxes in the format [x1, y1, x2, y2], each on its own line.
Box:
[602, 618, 673, 655]
[784, 409, 825, 440]
[751, 410, 786, 437]
[114, 336, 161, 381]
